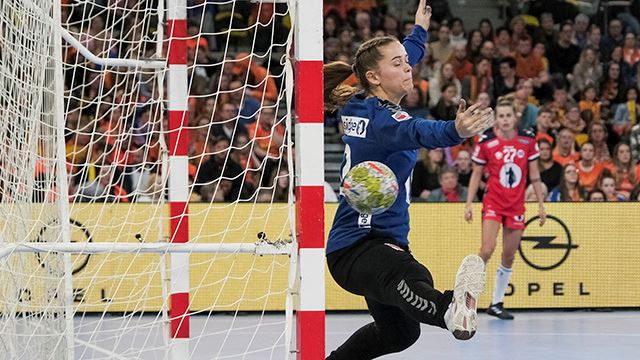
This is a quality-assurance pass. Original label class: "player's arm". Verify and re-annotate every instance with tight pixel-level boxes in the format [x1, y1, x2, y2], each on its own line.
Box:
[373, 101, 494, 151]
[528, 161, 547, 226]
[464, 163, 484, 223]
[404, 0, 431, 66]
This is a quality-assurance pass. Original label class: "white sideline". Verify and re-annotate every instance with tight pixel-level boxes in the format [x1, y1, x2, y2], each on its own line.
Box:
[0, 241, 292, 260]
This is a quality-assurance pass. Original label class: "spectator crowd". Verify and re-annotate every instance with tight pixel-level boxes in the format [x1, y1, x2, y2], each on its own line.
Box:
[43, 1, 640, 205]
[323, 0, 640, 202]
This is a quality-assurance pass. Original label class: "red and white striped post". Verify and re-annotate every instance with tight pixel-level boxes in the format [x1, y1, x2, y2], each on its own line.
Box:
[167, 0, 190, 358]
[294, 0, 325, 358]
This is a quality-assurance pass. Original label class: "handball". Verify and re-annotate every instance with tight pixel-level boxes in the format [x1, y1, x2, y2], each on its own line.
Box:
[342, 161, 399, 215]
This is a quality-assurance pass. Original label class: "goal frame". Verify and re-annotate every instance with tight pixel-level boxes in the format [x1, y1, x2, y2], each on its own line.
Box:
[0, 0, 325, 359]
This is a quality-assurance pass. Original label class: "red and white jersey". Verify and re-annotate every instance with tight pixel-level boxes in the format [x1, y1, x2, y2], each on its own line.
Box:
[472, 129, 539, 214]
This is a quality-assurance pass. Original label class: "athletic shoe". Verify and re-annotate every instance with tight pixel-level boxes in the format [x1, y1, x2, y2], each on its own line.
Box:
[487, 302, 514, 320]
[444, 255, 486, 340]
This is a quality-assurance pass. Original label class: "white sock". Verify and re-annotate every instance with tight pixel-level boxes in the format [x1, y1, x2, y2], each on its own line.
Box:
[492, 265, 512, 305]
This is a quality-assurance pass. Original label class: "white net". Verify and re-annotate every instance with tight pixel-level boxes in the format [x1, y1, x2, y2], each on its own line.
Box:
[0, 0, 297, 359]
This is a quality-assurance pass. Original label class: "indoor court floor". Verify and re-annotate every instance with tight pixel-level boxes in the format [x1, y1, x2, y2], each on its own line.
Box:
[71, 310, 640, 359]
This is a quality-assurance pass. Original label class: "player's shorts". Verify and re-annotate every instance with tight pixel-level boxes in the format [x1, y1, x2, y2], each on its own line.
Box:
[482, 205, 525, 230]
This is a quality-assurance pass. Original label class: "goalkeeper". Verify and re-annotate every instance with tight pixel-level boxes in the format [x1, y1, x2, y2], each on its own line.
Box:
[324, 2, 494, 359]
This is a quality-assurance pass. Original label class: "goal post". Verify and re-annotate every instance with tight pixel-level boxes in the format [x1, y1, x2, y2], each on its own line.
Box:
[0, 0, 325, 358]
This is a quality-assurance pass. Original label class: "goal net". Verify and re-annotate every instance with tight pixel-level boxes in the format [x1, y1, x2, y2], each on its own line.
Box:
[0, 0, 321, 359]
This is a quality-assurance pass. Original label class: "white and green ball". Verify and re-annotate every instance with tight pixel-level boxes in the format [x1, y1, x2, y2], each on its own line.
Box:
[342, 161, 399, 215]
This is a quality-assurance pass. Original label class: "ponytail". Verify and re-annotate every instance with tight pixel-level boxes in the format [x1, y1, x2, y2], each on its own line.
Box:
[323, 36, 398, 112]
[324, 62, 357, 112]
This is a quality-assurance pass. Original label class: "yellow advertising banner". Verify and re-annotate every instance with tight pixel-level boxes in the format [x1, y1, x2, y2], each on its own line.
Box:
[327, 203, 640, 309]
[3, 203, 638, 312]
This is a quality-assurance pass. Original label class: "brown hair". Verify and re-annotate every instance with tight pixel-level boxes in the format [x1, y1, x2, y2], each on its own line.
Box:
[324, 36, 397, 111]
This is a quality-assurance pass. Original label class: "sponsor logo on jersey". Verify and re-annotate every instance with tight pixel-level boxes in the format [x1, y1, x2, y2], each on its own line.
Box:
[358, 213, 371, 228]
[391, 110, 412, 122]
[342, 116, 369, 138]
[517, 149, 525, 158]
[518, 138, 530, 145]
[487, 139, 499, 148]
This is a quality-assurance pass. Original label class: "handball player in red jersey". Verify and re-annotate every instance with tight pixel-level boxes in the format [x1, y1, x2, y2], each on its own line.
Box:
[465, 99, 547, 320]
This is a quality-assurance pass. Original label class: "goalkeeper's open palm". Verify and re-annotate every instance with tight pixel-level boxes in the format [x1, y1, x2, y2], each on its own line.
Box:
[455, 100, 495, 139]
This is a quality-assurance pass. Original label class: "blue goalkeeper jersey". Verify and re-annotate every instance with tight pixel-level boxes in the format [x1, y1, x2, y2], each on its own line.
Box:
[326, 26, 464, 254]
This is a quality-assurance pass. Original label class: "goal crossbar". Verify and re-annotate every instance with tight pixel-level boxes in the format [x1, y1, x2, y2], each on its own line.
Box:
[0, 241, 293, 261]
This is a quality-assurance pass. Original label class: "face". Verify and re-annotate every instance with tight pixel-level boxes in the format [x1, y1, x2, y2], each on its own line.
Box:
[609, 63, 621, 79]
[585, 87, 596, 100]
[438, 26, 450, 43]
[471, 31, 483, 47]
[601, 178, 616, 195]
[428, 148, 444, 163]
[575, 17, 589, 33]
[516, 80, 533, 99]
[554, 89, 568, 104]
[454, 45, 467, 60]
[480, 21, 492, 37]
[495, 105, 516, 132]
[566, 106, 580, 122]
[497, 30, 510, 44]
[367, 41, 413, 101]
[580, 143, 595, 161]
[590, 124, 606, 141]
[512, 19, 525, 34]
[533, 42, 546, 57]
[441, 64, 455, 80]
[452, 21, 464, 35]
[220, 103, 238, 121]
[539, 142, 552, 161]
[499, 62, 512, 77]
[616, 144, 631, 164]
[213, 139, 230, 161]
[477, 92, 491, 109]
[609, 20, 622, 37]
[324, 17, 336, 34]
[584, 49, 595, 64]
[560, 24, 573, 42]
[258, 106, 276, 128]
[440, 171, 458, 191]
[624, 32, 636, 48]
[559, 130, 575, 149]
[541, 15, 554, 31]
[611, 48, 623, 63]
[589, 192, 605, 201]
[480, 41, 495, 58]
[518, 39, 532, 56]
[564, 165, 579, 184]
[628, 89, 638, 101]
[590, 27, 601, 44]
[477, 59, 490, 75]
[456, 151, 471, 171]
[442, 85, 457, 102]
[538, 111, 552, 129]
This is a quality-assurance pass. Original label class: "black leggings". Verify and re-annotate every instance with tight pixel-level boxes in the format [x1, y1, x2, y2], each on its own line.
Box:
[326, 234, 453, 360]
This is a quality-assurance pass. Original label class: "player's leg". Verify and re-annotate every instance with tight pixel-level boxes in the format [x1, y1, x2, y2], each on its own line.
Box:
[371, 243, 485, 340]
[328, 237, 484, 342]
[478, 218, 501, 263]
[326, 298, 420, 360]
[487, 215, 524, 320]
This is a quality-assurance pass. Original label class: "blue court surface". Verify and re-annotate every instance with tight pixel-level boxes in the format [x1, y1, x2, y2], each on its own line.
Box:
[326, 311, 640, 359]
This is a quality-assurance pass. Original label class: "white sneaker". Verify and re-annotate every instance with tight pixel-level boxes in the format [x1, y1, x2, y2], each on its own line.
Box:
[444, 255, 486, 340]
